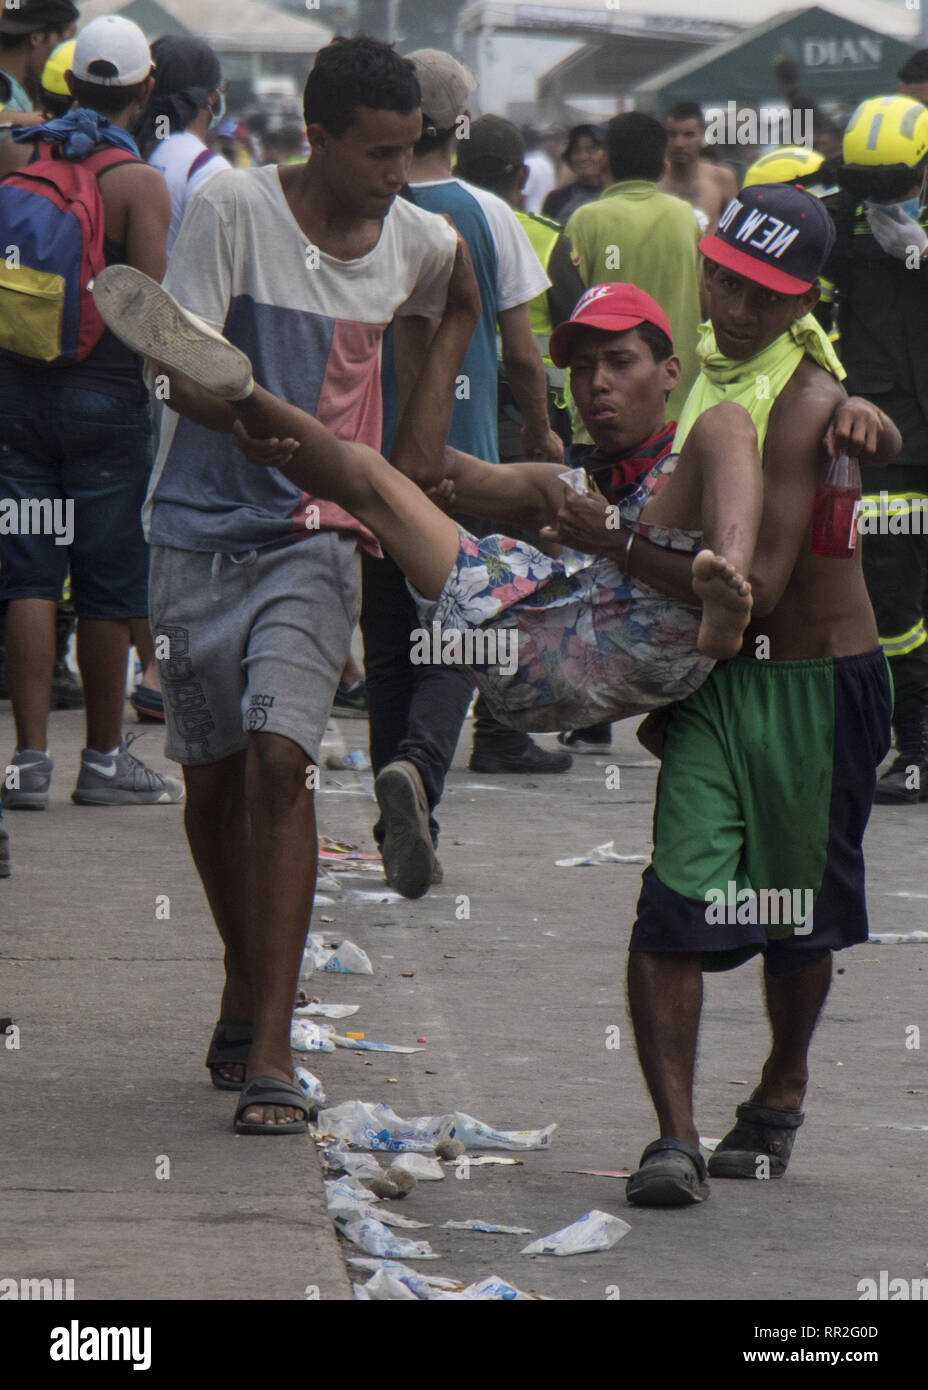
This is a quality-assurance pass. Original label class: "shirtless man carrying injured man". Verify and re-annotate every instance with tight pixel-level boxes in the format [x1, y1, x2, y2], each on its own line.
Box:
[93, 183, 897, 1141]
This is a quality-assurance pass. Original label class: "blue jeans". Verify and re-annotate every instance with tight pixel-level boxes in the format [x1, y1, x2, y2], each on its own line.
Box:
[0, 379, 153, 619]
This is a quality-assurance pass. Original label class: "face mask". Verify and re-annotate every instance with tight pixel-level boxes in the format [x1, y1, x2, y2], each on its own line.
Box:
[208, 91, 226, 131]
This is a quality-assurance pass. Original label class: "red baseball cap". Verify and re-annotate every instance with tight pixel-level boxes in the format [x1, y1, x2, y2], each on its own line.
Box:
[549, 283, 673, 369]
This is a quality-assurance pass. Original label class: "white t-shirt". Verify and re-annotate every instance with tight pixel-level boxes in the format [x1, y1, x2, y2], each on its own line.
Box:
[145, 165, 457, 552]
[148, 131, 230, 256]
[522, 150, 556, 215]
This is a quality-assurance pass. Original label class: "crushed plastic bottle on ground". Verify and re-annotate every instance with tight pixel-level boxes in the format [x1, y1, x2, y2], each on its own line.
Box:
[294, 1066, 326, 1107]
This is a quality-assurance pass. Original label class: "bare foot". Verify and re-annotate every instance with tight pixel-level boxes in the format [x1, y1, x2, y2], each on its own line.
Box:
[691, 549, 753, 659]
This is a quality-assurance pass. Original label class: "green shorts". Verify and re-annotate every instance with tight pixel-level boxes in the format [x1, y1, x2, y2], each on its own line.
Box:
[631, 650, 892, 974]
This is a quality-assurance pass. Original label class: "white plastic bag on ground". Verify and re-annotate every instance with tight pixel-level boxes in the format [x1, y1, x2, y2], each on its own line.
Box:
[290, 1018, 336, 1053]
[430, 1274, 544, 1300]
[348, 1259, 463, 1299]
[521, 1209, 630, 1256]
[301, 933, 373, 976]
[322, 1147, 382, 1181]
[390, 1154, 445, 1181]
[294, 1002, 360, 1019]
[337, 1215, 436, 1260]
[316, 1099, 556, 1152]
[325, 1176, 378, 1220]
[869, 931, 928, 943]
[362, 1268, 420, 1300]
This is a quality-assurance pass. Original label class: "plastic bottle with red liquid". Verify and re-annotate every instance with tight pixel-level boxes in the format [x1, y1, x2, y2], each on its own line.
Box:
[811, 452, 862, 558]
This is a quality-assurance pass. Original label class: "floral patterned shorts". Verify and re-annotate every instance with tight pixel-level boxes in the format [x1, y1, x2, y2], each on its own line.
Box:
[408, 454, 716, 732]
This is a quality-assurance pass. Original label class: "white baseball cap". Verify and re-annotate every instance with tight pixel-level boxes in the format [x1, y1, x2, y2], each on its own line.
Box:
[72, 15, 152, 87]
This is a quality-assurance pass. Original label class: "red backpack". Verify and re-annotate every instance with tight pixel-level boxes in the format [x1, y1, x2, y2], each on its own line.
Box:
[0, 143, 139, 366]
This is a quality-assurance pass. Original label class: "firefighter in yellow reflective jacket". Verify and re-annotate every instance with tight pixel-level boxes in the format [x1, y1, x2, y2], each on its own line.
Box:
[826, 95, 928, 802]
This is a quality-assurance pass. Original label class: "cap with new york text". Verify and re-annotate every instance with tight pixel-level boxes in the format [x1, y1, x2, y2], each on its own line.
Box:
[700, 183, 835, 295]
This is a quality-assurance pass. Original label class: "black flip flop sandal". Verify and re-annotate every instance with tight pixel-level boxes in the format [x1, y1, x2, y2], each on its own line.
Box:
[234, 1076, 310, 1135]
[626, 1136, 710, 1207]
[205, 1020, 253, 1091]
[707, 1096, 805, 1179]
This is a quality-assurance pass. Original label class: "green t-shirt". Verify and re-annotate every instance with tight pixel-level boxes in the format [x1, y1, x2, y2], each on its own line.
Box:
[566, 179, 702, 421]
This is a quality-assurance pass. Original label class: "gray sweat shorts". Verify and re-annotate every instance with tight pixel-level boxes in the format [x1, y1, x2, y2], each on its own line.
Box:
[148, 535, 361, 766]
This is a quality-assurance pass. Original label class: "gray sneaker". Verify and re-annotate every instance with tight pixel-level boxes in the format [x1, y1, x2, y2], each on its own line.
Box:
[71, 735, 184, 806]
[374, 760, 437, 900]
[2, 749, 53, 810]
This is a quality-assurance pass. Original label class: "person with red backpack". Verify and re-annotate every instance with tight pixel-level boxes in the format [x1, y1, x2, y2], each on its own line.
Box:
[0, 13, 181, 830]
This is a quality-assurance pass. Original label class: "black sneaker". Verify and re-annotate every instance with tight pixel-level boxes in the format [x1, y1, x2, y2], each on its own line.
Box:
[469, 739, 572, 774]
[51, 659, 84, 710]
[873, 702, 928, 805]
[0, 824, 10, 878]
[557, 724, 612, 752]
[332, 681, 368, 720]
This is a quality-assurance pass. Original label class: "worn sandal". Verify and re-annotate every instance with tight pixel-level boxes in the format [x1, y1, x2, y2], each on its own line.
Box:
[234, 1076, 309, 1135]
[205, 1020, 253, 1091]
[626, 1136, 710, 1207]
[707, 1095, 805, 1179]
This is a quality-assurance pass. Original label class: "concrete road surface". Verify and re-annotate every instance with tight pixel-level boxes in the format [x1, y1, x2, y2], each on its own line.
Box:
[1, 696, 925, 1302]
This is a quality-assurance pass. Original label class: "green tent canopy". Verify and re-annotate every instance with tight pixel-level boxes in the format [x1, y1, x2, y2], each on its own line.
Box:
[635, 5, 915, 110]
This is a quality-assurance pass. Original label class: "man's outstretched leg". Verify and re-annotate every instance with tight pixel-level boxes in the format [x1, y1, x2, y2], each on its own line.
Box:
[625, 949, 710, 1206]
[637, 400, 764, 659]
[708, 954, 831, 1179]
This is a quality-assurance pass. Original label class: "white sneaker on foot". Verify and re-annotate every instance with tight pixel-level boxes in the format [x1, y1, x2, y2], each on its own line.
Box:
[92, 265, 255, 400]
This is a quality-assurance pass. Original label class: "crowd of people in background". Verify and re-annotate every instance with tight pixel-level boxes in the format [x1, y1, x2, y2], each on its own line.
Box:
[1, 0, 926, 1197]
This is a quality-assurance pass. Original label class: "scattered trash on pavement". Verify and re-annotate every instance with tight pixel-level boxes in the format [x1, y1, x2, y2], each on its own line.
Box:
[325, 750, 371, 772]
[349, 1260, 544, 1300]
[442, 1219, 534, 1234]
[454, 1155, 523, 1168]
[333, 1036, 423, 1053]
[301, 933, 373, 975]
[869, 931, 928, 943]
[290, 1019, 336, 1053]
[431, 1275, 547, 1301]
[521, 1209, 631, 1256]
[315, 1100, 556, 1152]
[336, 1215, 437, 1260]
[294, 1066, 327, 1108]
[562, 1169, 631, 1179]
[555, 840, 650, 868]
[390, 1154, 445, 1181]
[347, 1259, 463, 1300]
[294, 1001, 360, 1019]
